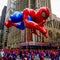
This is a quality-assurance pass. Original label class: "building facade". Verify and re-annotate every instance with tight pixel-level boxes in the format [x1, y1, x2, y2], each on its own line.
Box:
[51, 14, 60, 43]
[3, 0, 60, 48]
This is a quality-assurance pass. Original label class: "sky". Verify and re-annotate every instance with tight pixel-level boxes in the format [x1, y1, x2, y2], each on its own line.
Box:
[51, 0, 60, 18]
[0, 0, 7, 16]
[0, 0, 60, 18]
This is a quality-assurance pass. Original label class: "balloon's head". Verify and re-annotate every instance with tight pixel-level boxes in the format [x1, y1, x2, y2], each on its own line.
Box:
[37, 7, 50, 20]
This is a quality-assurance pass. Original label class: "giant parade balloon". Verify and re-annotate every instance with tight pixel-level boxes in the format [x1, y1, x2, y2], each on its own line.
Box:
[4, 7, 50, 38]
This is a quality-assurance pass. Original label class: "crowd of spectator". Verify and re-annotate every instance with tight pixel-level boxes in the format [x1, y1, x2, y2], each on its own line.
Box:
[0, 48, 60, 60]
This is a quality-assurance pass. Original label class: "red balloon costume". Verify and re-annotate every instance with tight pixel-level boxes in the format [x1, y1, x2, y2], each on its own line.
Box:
[23, 7, 50, 38]
[4, 7, 50, 38]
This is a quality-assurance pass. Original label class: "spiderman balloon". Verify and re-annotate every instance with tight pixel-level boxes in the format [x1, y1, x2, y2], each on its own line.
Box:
[4, 7, 50, 38]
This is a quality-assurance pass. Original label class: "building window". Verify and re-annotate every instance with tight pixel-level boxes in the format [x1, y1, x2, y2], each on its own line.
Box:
[30, 0, 36, 9]
[53, 21, 57, 28]
[42, 36, 44, 42]
[38, 0, 41, 7]
[19, 0, 28, 11]
[59, 23, 60, 29]
[56, 32, 60, 39]
[11, 1, 16, 8]
[55, 21, 58, 29]
[48, 30, 52, 38]
[47, 21, 52, 27]
[53, 19, 58, 28]
[40, 0, 45, 7]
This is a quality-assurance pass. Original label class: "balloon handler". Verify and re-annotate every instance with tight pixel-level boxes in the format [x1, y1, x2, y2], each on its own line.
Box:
[4, 7, 50, 38]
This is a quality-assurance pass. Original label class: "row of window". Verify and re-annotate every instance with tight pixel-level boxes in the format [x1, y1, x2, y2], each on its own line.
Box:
[53, 20, 60, 29]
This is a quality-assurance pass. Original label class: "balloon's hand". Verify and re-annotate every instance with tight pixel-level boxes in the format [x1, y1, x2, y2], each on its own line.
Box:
[4, 20, 12, 28]
[43, 33, 48, 38]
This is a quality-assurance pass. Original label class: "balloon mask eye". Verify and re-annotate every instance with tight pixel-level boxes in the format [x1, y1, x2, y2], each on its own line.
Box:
[42, 12, 46, 18]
